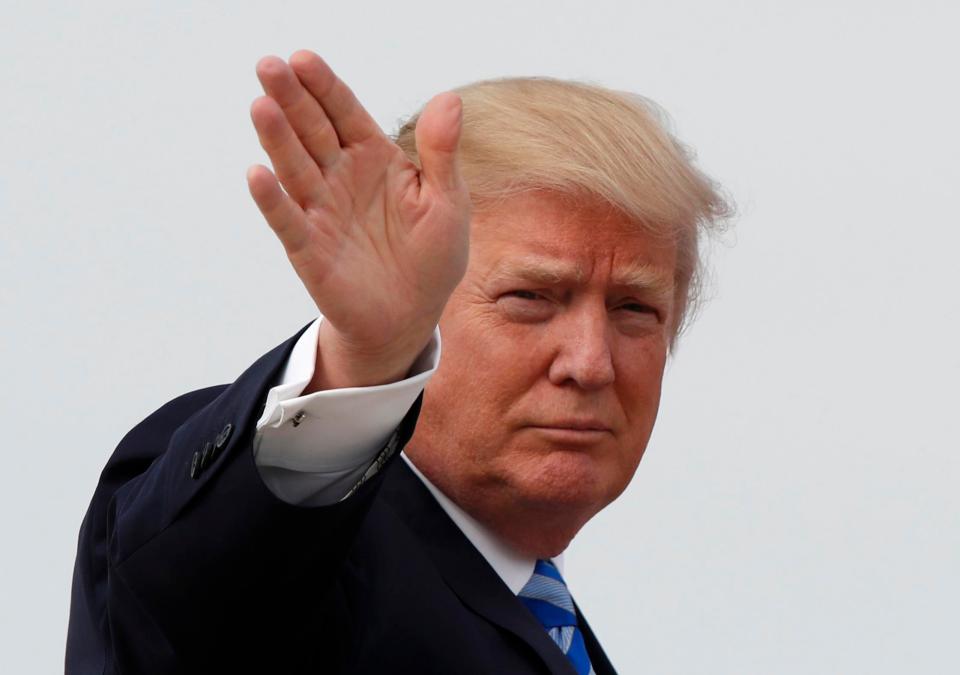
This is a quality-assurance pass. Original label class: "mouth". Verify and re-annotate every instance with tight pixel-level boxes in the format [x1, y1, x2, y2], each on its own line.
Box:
[530, 419, 612, 432]
[524, 421, 613, 443]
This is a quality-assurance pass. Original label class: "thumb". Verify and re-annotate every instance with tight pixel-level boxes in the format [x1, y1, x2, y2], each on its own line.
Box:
[415, 92, 465, 196]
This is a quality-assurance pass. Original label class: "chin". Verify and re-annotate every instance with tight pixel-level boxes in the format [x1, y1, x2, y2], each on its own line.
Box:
[508, 448, 615, 514]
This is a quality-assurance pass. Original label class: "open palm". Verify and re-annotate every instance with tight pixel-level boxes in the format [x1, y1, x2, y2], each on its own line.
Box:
[247, 51, 471, 387]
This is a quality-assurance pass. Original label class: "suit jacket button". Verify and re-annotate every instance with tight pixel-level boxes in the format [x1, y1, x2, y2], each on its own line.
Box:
[215, 423, 233, 450]
[199, 441, 213, 469]
[189, 450, 202, 479]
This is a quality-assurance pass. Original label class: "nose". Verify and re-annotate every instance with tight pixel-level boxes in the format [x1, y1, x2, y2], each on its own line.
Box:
[547, 304, 616, 391]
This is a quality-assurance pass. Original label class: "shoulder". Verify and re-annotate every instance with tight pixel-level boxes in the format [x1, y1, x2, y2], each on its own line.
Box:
[122, 386, 229, 445]
[101, 385, 230, 484]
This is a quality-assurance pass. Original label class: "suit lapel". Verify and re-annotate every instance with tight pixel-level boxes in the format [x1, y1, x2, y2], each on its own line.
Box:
[575, 603, 617, 675]
[381, 460, 577, 675]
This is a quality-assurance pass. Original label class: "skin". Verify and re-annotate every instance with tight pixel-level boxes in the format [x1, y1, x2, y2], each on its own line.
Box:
[247, 51, 470, 390]
[247, 50, 677, 559]
[407, 192, 677, 557]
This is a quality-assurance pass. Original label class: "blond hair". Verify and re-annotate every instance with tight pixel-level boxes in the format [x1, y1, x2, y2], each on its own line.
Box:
[394, 76, 733, 339]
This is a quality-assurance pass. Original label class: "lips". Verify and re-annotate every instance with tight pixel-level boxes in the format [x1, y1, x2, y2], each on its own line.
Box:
[526, 420, 612, 433]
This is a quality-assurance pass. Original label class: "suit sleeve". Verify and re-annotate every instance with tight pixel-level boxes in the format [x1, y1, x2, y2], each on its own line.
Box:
[65, 323, 423, 674]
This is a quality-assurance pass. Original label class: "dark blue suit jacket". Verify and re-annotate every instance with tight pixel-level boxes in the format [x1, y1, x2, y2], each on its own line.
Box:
[66, 325, 618, 674]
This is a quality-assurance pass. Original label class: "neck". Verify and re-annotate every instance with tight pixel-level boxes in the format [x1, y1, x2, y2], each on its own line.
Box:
[403, 446, 586, 560]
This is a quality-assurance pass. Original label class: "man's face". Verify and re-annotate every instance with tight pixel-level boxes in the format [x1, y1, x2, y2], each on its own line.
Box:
[408, 190, 678, 553]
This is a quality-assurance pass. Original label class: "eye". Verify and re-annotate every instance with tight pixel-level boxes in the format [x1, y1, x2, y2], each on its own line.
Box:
[620, 302, 656, 315]
[497, 290, 554, 322]
[505, 290, 543, 301]
[614, 301, 663, 326]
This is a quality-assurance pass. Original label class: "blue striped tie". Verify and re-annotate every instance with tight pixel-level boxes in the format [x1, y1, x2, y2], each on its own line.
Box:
[518, 559, 594, 675]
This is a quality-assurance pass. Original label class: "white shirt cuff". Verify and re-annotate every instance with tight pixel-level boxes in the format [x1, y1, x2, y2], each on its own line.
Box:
[253, 317, 440, 505]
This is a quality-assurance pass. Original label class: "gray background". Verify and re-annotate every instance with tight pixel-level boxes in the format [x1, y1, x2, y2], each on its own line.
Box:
[2, 1, 958, 672]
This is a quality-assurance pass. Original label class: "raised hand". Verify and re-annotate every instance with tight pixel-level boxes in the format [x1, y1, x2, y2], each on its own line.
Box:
[247, 51, 471, 390]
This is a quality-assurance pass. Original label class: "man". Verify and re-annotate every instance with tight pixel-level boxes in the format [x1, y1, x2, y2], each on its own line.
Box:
[67, 50, 729, 673]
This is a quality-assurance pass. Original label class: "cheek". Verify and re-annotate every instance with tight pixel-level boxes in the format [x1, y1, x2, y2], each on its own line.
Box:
[438, 301, 546, 403]
[614, 340, 668, 440]
[420, 314, 520, 450]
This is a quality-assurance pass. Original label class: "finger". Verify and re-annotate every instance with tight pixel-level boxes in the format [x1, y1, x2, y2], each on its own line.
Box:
[256, 56, 341, 168]
[246, 164, 310, 254]
[415, 92, 465, 196]
[250, 95, 329, 206]
[289, 50, 381, 146]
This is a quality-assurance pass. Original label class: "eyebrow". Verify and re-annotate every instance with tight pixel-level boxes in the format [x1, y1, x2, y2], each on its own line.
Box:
[487, 257, 584, 285]
[612, 262, 676, 299]
[487, 257, 675, 300]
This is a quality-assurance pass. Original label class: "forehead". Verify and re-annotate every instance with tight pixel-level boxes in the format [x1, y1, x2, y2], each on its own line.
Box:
[470, 191, 677, 290]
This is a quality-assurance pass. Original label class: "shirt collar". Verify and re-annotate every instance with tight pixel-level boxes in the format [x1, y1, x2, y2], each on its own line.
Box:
[401, 452, 564, 595]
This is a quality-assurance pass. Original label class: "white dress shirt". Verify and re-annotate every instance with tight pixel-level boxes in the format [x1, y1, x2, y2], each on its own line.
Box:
[252, 317, 562, 592]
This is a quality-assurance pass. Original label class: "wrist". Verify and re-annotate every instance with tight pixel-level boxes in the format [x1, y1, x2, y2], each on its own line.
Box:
[305, 319, 435, 392]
